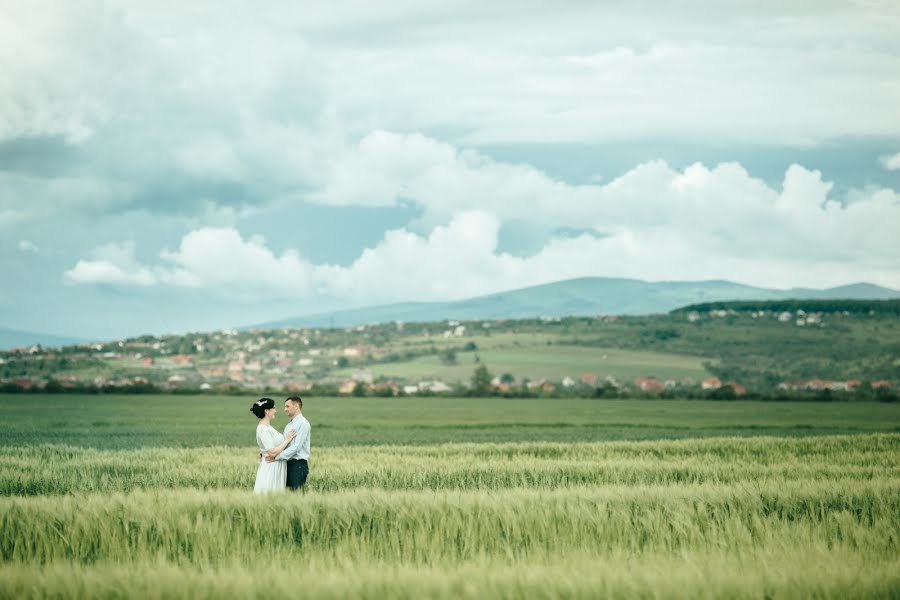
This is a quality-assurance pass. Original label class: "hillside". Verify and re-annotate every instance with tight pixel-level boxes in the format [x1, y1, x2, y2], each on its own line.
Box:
[0, 328, 85, 352]
[254, 277, 900, 329]
[2, 299, 898, 397]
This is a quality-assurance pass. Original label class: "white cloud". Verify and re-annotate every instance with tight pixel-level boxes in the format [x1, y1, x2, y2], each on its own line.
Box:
[172, 135, 246, 182]
[0, 171, 134, 227]
[880, 152, 900, 171]
[64, 152, 900, 300]
[326, 41, 900, 146]
[3, 0, 900, 226]
[309, 132, 900, 269]
[64, 241, 157, 286]
[311, 131, 599, 226]
[18, 240, 38, 252]
[156, 228, 320, 295]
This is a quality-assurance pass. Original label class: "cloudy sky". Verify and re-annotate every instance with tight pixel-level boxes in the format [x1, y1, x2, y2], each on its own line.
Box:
[3, 1, 900, 340]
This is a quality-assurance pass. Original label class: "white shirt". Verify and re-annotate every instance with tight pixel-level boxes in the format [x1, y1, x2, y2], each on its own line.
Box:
[276, 412, 310, 461]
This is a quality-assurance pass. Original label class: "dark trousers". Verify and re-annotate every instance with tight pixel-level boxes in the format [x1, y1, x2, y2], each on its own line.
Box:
[286, 459, 309, 490]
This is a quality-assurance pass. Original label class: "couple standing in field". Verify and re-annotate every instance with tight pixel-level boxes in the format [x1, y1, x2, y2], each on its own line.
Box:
[250, 396, 311, 493]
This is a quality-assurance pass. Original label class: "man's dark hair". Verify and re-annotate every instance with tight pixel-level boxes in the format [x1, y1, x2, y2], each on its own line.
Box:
[285, 396, 303, 409]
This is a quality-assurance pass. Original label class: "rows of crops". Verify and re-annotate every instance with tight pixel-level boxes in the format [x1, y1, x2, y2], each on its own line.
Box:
[1, 434, 896, 495]
[2, 434, 898, 598]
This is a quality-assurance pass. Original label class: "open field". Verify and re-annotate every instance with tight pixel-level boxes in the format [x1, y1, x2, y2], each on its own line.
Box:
[1, 394, 899, 448]
[1, 434, 898, 495]
[1, 434, 899, 598]
[2, 395, 899, 598]
[335, 342, 713, 383]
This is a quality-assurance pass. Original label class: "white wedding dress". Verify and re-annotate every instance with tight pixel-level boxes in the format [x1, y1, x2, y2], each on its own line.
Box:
[253, 424, 287, 494]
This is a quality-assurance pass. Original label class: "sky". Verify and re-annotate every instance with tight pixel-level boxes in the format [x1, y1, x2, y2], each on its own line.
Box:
[2, 0, 900, 340]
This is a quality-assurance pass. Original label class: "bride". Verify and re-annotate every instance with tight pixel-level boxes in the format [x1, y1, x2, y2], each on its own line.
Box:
[250, 398, 297, 494]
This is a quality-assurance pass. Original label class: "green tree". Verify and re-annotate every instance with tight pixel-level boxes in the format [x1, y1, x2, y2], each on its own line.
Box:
[440, 349, 458, 365]
[500, 373, 515, 384]
[470, 364, 492, 395]
[336, 356, 350, 368]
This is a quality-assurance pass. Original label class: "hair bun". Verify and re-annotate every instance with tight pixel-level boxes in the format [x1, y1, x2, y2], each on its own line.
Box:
[250, 397, 275, 419]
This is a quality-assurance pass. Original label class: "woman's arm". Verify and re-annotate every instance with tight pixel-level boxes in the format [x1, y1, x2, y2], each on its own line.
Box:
[267, 427, 296, 454]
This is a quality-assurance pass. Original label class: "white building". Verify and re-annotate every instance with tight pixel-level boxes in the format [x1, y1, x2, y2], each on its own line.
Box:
[353, 368, 375, 384]
[419, 380, 452, 393]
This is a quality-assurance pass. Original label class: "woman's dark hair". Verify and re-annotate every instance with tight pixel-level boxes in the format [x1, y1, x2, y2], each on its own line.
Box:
[250, 397, 275, 419]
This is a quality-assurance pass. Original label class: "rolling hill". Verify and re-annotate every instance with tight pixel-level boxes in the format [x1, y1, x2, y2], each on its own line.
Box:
[252, 277, 900, 329]
[0, 328, 86, 351]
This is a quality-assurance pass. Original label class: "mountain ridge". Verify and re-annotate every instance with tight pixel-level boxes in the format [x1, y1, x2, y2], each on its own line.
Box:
[250, 277, 900, 329]
[0, 328, 87, 351]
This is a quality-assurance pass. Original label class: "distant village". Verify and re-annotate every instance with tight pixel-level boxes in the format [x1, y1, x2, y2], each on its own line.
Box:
[0, 306, 895, 397]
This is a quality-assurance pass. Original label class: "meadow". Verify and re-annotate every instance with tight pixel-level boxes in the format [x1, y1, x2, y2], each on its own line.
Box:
[2, 394, 898, 448]
[333, 337, 714, 383]
[1, 394, 899, 598]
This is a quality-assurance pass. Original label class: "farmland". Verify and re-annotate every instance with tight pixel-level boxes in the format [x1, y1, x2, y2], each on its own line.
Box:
[332, 343, 712, 384]
[4, 299, 899, 397]
[1, 394, 899, 598]
[1, 394, 898, 448]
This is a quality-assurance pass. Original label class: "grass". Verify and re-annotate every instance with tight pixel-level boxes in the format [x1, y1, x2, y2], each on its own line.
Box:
[4, 479, 898, 563]
[3, 552, 898, 600]
[0, 434, 896, 495]
[0, 435, 898, 598]
[2, 394, 899, 598]
[1, 394, 898, 449]
[336, 342, 713, 382]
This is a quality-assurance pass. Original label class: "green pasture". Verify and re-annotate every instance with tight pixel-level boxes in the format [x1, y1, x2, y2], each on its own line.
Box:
[339, 342, 713, 383]
[1, 394, 898, 449]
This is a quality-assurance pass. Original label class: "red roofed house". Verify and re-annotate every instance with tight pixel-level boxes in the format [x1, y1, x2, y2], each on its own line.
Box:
[171, 354, 194, 366]
[634, 377, 664, 392]
[805, 379, 830, 391]
[580, 372, 598, 386]
[11, 377, 33, 390]
[701, 377, 722, 390]
[372, 382, 400, 396]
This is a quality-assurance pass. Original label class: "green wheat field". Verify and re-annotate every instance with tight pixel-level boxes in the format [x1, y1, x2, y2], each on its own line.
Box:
[1, 395, 899, 599]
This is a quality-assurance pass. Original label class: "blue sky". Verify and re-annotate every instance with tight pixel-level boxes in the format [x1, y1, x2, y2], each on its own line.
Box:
[2, 1, 900, 340]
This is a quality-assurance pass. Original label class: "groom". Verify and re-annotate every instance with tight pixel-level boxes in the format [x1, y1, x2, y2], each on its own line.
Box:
[265, 396, 310, 490]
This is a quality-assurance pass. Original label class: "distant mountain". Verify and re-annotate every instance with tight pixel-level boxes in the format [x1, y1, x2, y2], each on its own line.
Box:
[0, 328, 86, 351]
[250, 277, 900, 330]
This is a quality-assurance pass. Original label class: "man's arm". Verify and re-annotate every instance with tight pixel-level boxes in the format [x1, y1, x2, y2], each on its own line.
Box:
[273, 420, 308, 461]
[267, 424, 297, 461]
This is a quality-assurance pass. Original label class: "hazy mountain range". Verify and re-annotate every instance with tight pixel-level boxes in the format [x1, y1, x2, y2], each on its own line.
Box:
[251, 277, 900, 330]
[3, 277, 897, 350]
[0, 328, 86, 351]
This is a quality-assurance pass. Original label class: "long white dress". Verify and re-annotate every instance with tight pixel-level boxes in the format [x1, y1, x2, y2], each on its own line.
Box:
[253, 424, 287, 494]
